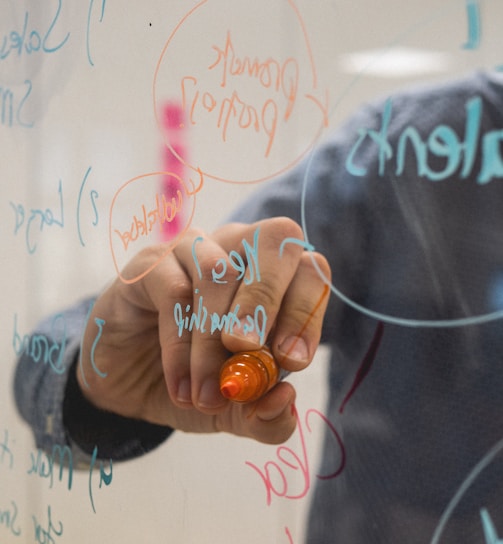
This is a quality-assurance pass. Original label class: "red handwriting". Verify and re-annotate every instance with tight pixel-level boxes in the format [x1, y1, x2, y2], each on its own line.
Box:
[338, 321, 384, 413]
[246, 406, 345, 506]
[248, 320, 383, 516]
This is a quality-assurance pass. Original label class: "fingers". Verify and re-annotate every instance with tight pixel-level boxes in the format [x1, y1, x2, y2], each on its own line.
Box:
[172, 233, 242, 411]
[248, 382, 298, 444]
[119, 217, 330, 427]
[169, 217, 330, 414]
[215, 217, 304, 351]
[271, 251, 331, 371]
[125, 244, 195, 408]
[164, 381, 298, 444]
[215, 217, 331, 371]
[216, 382, 298, 444]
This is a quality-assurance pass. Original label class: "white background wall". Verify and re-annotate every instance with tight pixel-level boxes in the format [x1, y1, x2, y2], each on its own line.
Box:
[2, 0, 503, 542]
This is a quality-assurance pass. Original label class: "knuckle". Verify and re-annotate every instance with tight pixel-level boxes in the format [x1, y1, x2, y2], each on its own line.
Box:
[261, 217, 304, 249]
[253, 416, 296, 445]
[287, 303, 323, 334]
[242, 280, 280, 311]
[169, 277, 193, 300]
[300, 251, 332, 282]
[195, 254, 228, 282]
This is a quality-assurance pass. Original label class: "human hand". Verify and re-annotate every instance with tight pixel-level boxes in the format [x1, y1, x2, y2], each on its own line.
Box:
[78, 217, 331, 444]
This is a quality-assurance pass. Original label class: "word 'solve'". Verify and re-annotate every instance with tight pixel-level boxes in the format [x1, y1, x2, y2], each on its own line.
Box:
[219, 346, 279, 403]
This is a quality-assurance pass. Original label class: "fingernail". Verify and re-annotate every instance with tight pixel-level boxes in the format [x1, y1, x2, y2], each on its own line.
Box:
[279, 336, 309, 364]
[176, 378, 192, 405]
[230, 318, 261, 346]
[197, 378, 226, 409]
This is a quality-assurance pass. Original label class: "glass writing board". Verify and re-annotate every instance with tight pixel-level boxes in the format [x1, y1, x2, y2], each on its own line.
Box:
[2, 1, 503, 542]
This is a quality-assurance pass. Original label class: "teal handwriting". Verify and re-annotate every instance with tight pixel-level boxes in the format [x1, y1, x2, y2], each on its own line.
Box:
[32, 505, 63, 544]
[28, 445, 73, 491]
[79, 300, 107, 389]
[76, 166, 99, 247]
[0, 429, 14, 470]
[27, 442, 112, 514]
[346, 95, 503, 184]
[463, 0, 481, 50]
[0, 0, 69, 62]
[86, 0, 107, 66]
[10, 179, 64, 254]
[0, 426, 112, 515]
[10, 167, 99, 254]
[0, 501, 21, 538]
[480, 508, 503, 544]
[88, 446, 113, 514]
[174, 290, 267, 345]
[431, 437, 503, 543]
[192, 225, 261, 285]
[0, 80, 33, 128]
[12, 313, 67, 375]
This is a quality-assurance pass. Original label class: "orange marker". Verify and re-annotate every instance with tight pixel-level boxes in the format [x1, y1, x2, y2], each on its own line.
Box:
[219, 346, 280, 403]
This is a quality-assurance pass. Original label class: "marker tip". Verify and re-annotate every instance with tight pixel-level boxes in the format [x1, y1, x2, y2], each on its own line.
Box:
[220, 378, 241, 399]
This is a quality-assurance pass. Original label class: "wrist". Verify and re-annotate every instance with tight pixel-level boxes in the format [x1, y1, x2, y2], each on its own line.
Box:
[63, 355, 173, 460]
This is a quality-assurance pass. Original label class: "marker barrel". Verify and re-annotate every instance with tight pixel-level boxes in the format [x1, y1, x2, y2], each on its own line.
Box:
[219, 346, 280, 403]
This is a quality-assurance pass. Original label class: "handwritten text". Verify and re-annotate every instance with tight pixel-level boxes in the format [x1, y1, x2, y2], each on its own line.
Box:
[246, 406, 345, 506]
[346, 95, 503, 184]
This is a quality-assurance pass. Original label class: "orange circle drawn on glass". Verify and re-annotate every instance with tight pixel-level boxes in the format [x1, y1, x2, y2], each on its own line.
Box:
[153, 0, 329, 185]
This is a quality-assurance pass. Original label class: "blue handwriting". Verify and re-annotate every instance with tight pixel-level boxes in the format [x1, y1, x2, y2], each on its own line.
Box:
[0, 429, 14, 470]
[0, 0, 69, 62]
[463, 0, 481, 50]
[86, 0, 107, 66]
[88, 446, 113, 514]
[10, 167, 99, 254]
[462, 0, 503, 71]
[10, 179, 64, 254]
[32, 505, 63, 544]
[0, 501, 22, 538]
[480, 508, 503, 544]
[0, 80, 33, 128]
[192, 226, 261, 284]
[174, 290, 267, 345]
[279, 237, 315, 257]
[28, 445, 73, 492]
[78, 300, 107, 389]
[27, 441, 112, 514]
[12, 313, 67, 375]
[346, 95, 503, 184]
[76, 166, 99, 247]
[431, 437, 503, 543]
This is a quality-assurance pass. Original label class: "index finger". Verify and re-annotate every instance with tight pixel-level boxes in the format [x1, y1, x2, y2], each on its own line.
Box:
[213, 217, 308, 351]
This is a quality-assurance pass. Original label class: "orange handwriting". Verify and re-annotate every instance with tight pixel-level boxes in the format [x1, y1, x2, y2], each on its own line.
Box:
[181, 75, 279, 158]
[114, 190, 183, 251]
[209, 30, 299, 112]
